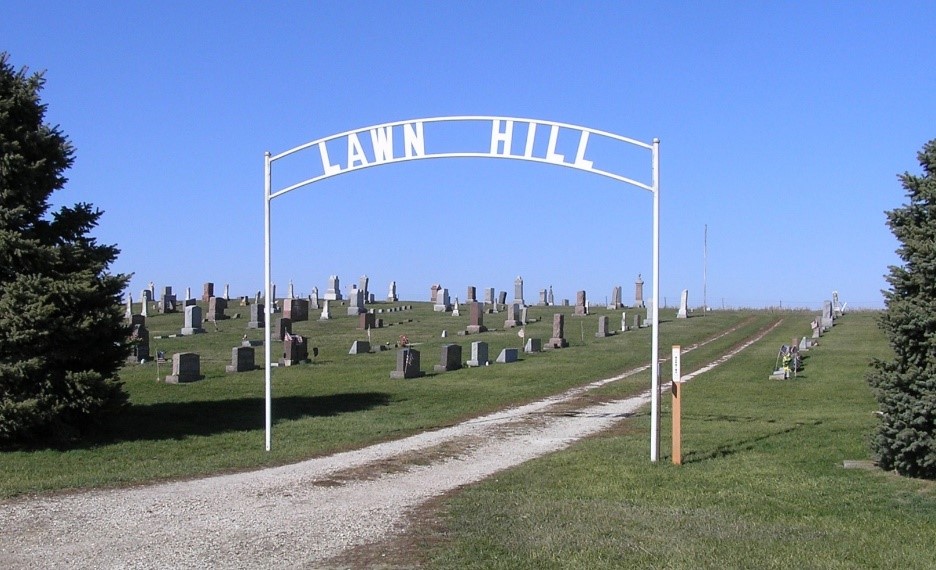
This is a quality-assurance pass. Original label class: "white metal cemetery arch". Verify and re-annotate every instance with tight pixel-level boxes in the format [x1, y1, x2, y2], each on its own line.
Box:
[263, 116, 662, 461]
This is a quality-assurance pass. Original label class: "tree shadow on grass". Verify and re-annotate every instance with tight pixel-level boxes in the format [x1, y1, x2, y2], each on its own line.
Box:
[680, 416, 823, 464]
[27, 392, 392, 451]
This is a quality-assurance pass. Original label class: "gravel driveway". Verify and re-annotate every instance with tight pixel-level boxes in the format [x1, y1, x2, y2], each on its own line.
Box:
[0, 320, 777, 569]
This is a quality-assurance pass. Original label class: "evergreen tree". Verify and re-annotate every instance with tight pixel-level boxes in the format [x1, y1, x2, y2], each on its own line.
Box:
[868, 139, 936, 478]
[0, 53, 129, 445]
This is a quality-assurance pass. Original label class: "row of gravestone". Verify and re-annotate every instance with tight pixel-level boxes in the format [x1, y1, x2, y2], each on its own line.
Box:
[161, 333, 317, 383]
[429, 275, 645, 314]
[387, 342, 520, 379]
[131, 272, 650, 318]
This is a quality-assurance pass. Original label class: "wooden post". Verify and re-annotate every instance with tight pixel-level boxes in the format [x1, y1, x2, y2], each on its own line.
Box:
[672, 345, 682, 465]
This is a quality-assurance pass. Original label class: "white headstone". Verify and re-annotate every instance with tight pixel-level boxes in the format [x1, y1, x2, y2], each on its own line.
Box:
[320, 299, 331, 320]
[677, 289, 689, 319]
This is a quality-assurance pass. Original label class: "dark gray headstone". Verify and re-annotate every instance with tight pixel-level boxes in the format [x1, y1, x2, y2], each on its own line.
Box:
[466, 341, 489, 367]
[181, 305, 205, 335]
[596, 315, 610, 337]
[226, 346, 255, 372]
[165, 352, 201, 383]
[434, 343, 462, 372]
[496, 348, 518, 363]
[390, 348, 422, 379]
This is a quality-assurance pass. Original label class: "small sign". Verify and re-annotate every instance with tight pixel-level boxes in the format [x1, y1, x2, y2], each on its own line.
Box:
[671, 345, 681, 384]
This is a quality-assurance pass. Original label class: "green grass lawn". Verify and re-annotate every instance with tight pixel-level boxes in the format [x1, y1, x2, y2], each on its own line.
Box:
[0, 302, 776, 498]
[426, 312, 936, 569]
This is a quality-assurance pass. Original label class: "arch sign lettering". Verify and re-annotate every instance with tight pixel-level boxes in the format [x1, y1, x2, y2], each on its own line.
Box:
[263, 116, 663, 461]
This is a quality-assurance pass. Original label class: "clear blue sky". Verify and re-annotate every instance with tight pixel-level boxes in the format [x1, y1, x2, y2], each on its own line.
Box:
[5, 1, 934, 309]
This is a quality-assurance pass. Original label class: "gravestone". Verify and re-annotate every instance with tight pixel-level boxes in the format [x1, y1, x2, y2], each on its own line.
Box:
[547, 313, 569, 348]
[504, 303, 522, 328]
[433, 288, 451, 312]
[513, 276, 525, 306]
[141, 289, 152, 303]
[466, 286, 477, 303]
[202, 282, 214, 303]
[247, 303, 265, 329]
[484, 288, 495, 305]
[621, 311, 629, 332]
[283, 298, 309, 322]
[548, 286, 555, 306]
[207, 296, 228, 322]
[677, 289, 689, 319]
[467, 302, 487, 333]
[127, 322, 150, 363]
[223, 284, 230, 300]
[430, 284, 441, 303]
[347, 287, 365, 316]
[497, 291, 507, 306]
[434, 344, 462, 372]
[159, 286, 177, 313]
[466, 341, 489, 367]
[324, 275, 343, 301]
[610, 286, 622, 310]
[596, 315, 610, 337]
[634, 313, 644, 328]
[524, 338, 542, 353]
[574, 291, 588, 316]
[359, 275, 369, 300]
[832, 291, 842, 317]
[165, 353, 201, 383]
[280, 333, 308, 366]
[387, 281, 398, 302]
[538, 290, 548, 306]
[496, 348, 518, 363]
[349, 340, 371, 355]
[286, 280, 295, 299]
[181, 305, 205, 335]
[310, 287, 320, 309]
[125, 294, 133, 320]
[811, 318, 821, 338]
[274, 317, 292, 341]
[358, 312, 376, 330]
[390, 348, 422, 379]
[452, 299, 460, 317]
[821, 301, 833, 331]
[226, 346, 255, 373]
[320, 299, 332, 320]
[634, 274, 645, 308]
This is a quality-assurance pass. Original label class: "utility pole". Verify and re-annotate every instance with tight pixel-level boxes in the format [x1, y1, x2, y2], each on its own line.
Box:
[703, 224, 708, 313]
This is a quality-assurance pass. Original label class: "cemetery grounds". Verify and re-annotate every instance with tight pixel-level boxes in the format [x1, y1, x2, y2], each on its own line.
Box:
[1, 304, 934, 568]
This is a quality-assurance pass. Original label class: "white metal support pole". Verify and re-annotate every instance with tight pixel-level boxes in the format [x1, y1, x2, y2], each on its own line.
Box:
[650, 138, 661, 462]
[263, 151, 273, 451]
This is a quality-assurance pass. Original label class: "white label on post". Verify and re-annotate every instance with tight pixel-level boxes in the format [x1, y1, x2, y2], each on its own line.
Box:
[672, 345, 681, 384]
